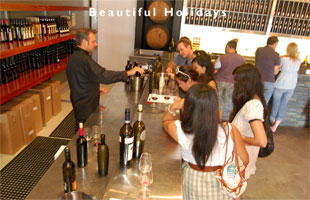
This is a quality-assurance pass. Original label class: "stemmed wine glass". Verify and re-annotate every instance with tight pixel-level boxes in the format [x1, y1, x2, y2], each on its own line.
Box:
[138, 153, 153, 199]
[92, 125, 100, 147]
[151, 89, 159, 107]
[84, 127, 92, 142]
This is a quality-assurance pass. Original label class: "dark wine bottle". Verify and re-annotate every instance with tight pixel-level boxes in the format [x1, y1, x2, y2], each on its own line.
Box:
[119, 108, 134, 166]
[133, 104, 146, 159]
[76, 122, 88, 168]
[62, 147, 76, 193]
[125, 60, 132, 84]
[97, 134, 109, 176]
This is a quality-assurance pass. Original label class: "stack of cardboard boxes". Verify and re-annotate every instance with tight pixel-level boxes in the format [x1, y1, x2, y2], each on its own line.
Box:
[0, 80, 62, 155]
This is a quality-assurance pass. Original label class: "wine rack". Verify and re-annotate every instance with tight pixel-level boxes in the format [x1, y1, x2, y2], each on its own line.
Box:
[184, 0, 273, 32]
[0, 3, 89, 104]
[271, 0, 310, 36]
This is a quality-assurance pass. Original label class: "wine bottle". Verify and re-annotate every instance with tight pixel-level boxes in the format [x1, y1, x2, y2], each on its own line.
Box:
[4, 19, 13, 42]
[119, 108, 134, 166]
[97, 134, 109, 176]
[62, 147, 76, 193]
[169, 37, 175, 52]
[125, 60, 132, 84]
[133, 104, 146, 159]
[76, 122, 88, 168]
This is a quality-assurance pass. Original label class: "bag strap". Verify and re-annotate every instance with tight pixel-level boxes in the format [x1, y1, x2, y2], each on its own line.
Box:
[223, 122, 230, 164]
[220, 123, 245, 194]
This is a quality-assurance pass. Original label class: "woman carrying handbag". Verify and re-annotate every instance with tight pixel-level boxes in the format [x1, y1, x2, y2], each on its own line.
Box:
[230, 64, 268, 181]
[162, 83, 249, 199]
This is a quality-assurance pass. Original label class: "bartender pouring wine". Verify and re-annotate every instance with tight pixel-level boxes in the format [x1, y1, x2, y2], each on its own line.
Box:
[66, 28, 144, 132]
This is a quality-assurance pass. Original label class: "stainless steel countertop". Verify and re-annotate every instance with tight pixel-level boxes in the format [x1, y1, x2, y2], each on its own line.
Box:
[26, 81, 183, 200]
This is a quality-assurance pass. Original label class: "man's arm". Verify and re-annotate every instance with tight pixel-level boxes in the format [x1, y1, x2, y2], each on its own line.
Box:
[274, 65, 281, 75]
[274, 53, 281, 75]
[88, 57, 144, 84]
[214, 57, 221, 73]
[166, 60, 176, 73]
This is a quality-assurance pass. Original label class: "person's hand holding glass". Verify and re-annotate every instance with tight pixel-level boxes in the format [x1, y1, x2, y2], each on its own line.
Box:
[138, 153, 153, 199]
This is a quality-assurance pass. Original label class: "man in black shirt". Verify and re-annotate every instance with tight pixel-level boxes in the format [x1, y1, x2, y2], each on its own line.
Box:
[66, 28, 144, 131]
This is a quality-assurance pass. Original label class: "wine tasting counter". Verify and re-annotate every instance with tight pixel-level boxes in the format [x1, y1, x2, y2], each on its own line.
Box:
[26, 81, 183, 200]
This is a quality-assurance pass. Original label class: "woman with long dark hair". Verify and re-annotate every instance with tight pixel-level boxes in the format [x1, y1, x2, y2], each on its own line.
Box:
[162, 83, 248, 199]
[230, 64, 268, 180]
[192, 52, 217, 92]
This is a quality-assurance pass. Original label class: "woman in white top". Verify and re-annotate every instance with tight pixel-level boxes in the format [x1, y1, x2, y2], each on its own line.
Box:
[229, 64, 268, 180]
[162, 83, 248, 200]
[270, 43, 301, 132]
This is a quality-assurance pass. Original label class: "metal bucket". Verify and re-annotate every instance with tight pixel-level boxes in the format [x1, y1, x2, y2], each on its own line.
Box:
[131, 76, 145, 91]
[59, 191, 96, 200]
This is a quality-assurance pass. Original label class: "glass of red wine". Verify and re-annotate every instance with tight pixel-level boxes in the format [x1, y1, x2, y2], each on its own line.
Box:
[151, 89, 159, 107]
[164, 89, 171, 101]
[92, 125, 100, 148]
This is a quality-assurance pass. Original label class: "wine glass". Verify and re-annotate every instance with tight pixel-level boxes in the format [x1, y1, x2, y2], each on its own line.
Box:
[138, 153, 153, 199]
[84, 127, 92, 142]
[138, 170, 153, 199]
[139, 152, 152, 173]
[92, 125, 100, 147]
[164, 89, 171, 101]
[151, 89, 159, 107]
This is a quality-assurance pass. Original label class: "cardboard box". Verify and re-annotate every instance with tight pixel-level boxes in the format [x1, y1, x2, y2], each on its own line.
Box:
[16, 92, 43, 134]
[2, 99, 36, 145]
[40, 80, 61, 116]
[0, 109, 24, 155]
[28, 84, 52, 126]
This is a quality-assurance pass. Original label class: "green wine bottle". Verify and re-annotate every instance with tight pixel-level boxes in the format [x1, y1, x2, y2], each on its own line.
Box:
[119, 108, 134, 166]
[97, 134, 109, 176]
[62, 147, 76, 193]
[133, 104, 146, 159]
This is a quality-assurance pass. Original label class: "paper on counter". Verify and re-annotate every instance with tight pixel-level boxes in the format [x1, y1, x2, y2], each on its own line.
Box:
[147, 94, 176, 104]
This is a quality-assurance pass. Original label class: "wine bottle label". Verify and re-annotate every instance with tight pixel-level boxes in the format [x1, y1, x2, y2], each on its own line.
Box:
[140, 130, 146, 141]
[125, 137, 134, 144]
[127, 143, 133, 161]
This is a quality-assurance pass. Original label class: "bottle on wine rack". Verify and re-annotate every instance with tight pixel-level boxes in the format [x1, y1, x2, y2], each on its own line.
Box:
[282, 1, 288, 17]
[97, 134, 109, 176]
[260, 16, 266, 32]
[119, 108, 134, 166]
[255, 16, 260, 31]
[62, 147, 77, 193]
[0, 19, 5, 43]
[227, 14, 232, 28]
[76, 122, 88, 168]
[9, 19, 16, 41]
[232, 14, 237, 29]
[235, 0, 240, 12]
[4, 19, 13, 42]
[133, 104, 146, 159]
[237, 15, 242, 29]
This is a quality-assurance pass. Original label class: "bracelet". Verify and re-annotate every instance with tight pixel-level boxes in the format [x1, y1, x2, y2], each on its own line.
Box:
[168, 105, 176, 116]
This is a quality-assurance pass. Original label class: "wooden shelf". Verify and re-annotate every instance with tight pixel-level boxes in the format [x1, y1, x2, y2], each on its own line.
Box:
[0, 32, 76, 59]
[0, 3, 89, 11]
[0, 56, 70, 104]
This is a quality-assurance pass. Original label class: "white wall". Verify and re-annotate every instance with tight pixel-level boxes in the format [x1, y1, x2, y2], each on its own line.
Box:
[97, 0, 137, 71]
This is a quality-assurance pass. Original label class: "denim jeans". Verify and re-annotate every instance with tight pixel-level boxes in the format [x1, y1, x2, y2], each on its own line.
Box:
[264, 82, 275, 104]
[217, 82, 234, 113]
[270, 88, 294, 122]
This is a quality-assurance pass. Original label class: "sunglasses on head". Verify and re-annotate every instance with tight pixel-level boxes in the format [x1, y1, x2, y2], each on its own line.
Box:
[175, 66, 191, 80]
